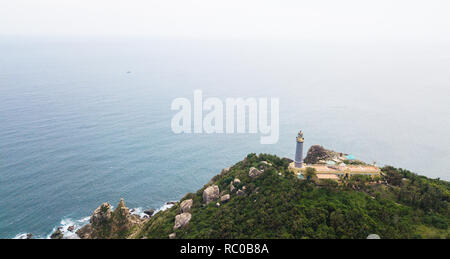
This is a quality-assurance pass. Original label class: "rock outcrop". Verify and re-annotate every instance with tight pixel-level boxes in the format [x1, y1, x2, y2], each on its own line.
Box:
[76, 198, 142, 239]
[174, 213, 192, 229]
[50, 228, 63, 239]
[249, 167, 263, 178]
[220, 194, 230, 203]
[144, 209, 155, 217]
[180, 199, 193, 213]
[367, 234, 381, 239]
[230, 183, 235, 193]
[236, 189, 245, 196]
[303, 145, 341, 164]
[91, 202, 112, 226]
[260, 161, 272, 166]
[203, 185, 220, 204]
[76, 224, 92, 239]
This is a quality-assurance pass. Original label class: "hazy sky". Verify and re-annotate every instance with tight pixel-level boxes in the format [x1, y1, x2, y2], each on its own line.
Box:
[1, 0, 450, 41]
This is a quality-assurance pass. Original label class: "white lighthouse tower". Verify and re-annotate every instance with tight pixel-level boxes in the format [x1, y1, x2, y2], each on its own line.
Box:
[294, 131, 304, 168]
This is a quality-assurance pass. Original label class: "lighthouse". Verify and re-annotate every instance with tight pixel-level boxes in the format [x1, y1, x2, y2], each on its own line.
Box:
[294, 131, 304, 168]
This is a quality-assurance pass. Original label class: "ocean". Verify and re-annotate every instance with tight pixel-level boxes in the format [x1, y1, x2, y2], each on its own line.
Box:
[0, 36, 449, 238]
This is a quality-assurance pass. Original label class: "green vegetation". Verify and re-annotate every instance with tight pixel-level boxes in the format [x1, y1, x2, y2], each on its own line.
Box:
[343, 159, 369, 165]
[134, 154, 449, 239]
[304, 167, 317, 182]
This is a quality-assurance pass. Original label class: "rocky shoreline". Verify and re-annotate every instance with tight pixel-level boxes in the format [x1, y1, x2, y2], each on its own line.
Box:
[60, 161, 271, 239]
[47, 200, 178, 239]
[17, 200, 176, 239]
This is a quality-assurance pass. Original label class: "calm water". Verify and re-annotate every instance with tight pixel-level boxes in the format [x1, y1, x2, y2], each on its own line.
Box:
[0, 37, 449, 238]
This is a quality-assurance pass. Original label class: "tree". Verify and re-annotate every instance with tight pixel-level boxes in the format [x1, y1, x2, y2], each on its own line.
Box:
[304, 167, 317, 182]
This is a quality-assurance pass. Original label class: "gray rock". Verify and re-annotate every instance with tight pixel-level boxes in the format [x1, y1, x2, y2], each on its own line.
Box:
[76, 224, 92, 239]
[169, 233, 176, 239]
[50, 228, 64, 239]
[203, 185, 220, 204]
[144, 209, 155, 216]
[233, 178, 241, 184]
[180, 199, 193, 213]
[174, 213, 192, 230]
[367, 234, 381, 239]
[220, 194, 230, 203]
[230, 183, 235, 193]
[260, 161, 272, 166]
[236, 189, 245, 196]
[249, 167, 263, 178]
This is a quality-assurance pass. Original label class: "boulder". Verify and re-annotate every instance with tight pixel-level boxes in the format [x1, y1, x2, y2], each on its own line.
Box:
[230, 183, 235, 193]
[144, 209, 155, 216]
[26, 233, 33, 239]
[367, 234, 381, 239]
[180, 199, 193, 213]
[220, 194, 230, 203]
[174, 213, 192, 230]
[169, 233, 176, 239]
[249, 167, 263, 178]
[236, 189, 245, 196]
[216, 202, 220, 207]
[233, 178, 241, 184]
[260, 161, 272, 166]
[203, 185, 220, 204]
[50, 228, 63, 239]
[76, 224, 92, 239]
[68, 226, 75, 232]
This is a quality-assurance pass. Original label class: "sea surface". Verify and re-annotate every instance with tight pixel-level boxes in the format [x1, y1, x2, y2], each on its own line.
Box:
[0, 36, 449, 238]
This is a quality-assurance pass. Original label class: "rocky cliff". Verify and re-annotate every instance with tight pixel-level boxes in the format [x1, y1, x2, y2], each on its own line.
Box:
[75, 198, 143, 239]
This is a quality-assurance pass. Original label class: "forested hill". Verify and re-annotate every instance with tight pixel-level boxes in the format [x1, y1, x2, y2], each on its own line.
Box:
[77, 153, 449, 239]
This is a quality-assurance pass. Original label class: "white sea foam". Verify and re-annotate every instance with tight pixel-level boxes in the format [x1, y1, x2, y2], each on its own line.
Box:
[129, 207, 146, 218]
[130, 202, 174, 218]
[155, 203, 175, 214]
[13, 233, 30, 239]
[45, 216, 90, 239]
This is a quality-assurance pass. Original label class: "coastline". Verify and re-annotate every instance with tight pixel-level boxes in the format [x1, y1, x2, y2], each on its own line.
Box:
[13, 202, 176, 239]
